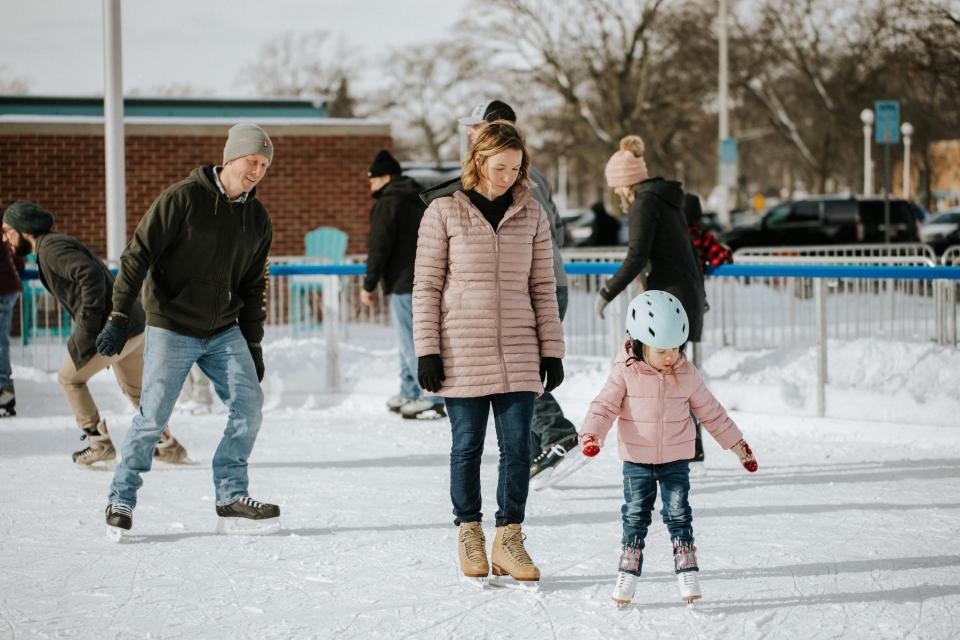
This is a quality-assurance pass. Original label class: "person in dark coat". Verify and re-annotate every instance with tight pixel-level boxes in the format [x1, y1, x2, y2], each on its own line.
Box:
[359, 149, 442, 419]
[96, 123, 278, 536]
[593, 136, 707, 466]
[587, 200, 622, 247]
[1, 201, 189, 465]
[0, 231, 21, 416]
[594, 136, 705, 343]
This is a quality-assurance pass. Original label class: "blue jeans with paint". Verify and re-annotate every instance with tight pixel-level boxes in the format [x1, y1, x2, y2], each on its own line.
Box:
[108, 325, 263, 507]
[389, 293, 440, 403]
[0, 292, 18, 389]
[445, 392, 535, 527]
[621, 459, 693, 550]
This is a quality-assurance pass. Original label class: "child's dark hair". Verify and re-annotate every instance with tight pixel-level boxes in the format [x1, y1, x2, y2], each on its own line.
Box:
[625, 338, 686, 367]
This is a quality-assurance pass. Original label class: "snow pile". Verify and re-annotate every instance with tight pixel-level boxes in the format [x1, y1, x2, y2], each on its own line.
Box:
[699, 338, 960, 426]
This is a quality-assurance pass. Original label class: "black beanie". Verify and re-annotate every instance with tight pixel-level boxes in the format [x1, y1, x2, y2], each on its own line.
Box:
[683, 193, 703, 225]
[3, 200, 55, 235]
[368, 150, 402, 178]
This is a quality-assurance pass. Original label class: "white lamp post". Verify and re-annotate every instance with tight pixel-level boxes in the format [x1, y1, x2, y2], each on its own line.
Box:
[900, 122, 914, 200]
[860, 108, 874, 196]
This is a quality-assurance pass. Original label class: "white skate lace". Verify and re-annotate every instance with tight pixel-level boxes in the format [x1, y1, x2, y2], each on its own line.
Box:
[237, 496, 265, 510]
[109, 503, 133, 517]
[615, 571, 637, 592]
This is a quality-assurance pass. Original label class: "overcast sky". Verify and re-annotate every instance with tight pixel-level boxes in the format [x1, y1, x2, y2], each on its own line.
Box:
[0, 0, 470, 97]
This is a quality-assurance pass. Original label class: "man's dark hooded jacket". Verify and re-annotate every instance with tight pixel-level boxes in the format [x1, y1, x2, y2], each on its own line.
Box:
[35, 233, 146, 369]
[603, 177, 706, 342]
[363, 175, 425, 295]
[111, 165, 272, 344]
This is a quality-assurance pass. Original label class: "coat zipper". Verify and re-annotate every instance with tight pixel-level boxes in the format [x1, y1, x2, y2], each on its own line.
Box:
[494, 232, 509, 391]
[657, 372, 664, 463]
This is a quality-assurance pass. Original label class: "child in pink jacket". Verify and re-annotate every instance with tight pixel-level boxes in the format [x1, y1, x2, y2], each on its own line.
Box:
[578, 290, 757, 608]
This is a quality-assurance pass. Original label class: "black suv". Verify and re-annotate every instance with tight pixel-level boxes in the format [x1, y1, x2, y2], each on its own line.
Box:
[721, 196, 922, 250]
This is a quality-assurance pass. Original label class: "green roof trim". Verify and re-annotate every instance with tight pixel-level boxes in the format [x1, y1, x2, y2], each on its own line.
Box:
[0, 95, 326, 118]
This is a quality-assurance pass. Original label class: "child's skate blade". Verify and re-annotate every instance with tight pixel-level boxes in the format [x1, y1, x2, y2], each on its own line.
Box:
[216, 516, 281, 535]
[105, 525, 128, 543]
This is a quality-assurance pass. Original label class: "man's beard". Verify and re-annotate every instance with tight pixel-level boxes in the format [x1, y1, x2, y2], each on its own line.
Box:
[13, 237, 31, 257]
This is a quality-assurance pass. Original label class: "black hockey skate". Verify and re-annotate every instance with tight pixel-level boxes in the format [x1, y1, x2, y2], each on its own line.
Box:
[529, 433, 578, 479]
[400, 399, 446, 420]
[215, 496, 281, 535]
[105, 502, 133, 542]
[0, 384, 15, 417]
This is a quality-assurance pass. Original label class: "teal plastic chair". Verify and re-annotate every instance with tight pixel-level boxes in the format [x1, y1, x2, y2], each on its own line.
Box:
[289, 227, 348, 337]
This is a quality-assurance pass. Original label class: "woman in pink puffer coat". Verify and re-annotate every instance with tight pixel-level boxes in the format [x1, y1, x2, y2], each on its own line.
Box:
[578, 290, 757, 609]
[412, 121, 564, 584]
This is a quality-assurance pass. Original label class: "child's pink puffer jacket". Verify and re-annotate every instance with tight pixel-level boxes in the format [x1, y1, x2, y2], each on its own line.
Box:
[581, 342, 743, 464]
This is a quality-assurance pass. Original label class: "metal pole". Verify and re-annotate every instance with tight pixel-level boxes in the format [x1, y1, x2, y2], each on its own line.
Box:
[814, 279, 826, 417]
[860, 109, 874, 196]
[717, 0, 731, 228]
[901, 122, 913, 199]
[884, 144, 891, 244]
[103, 0, 126, 261]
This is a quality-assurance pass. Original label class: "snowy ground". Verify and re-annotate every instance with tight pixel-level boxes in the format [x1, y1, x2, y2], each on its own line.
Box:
[1, 339, 959, 639]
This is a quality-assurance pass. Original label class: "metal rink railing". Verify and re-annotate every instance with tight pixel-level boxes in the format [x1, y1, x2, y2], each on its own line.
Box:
[12, 245, 960, 381]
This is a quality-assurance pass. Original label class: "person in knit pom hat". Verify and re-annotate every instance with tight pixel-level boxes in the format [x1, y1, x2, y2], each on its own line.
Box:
[97, 123, 280, 538]
[359, 149, 442, 418]
[2, 201, 190, 464]
[594, 134, 708, 468]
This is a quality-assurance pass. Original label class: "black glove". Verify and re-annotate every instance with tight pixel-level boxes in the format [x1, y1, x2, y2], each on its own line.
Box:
[540, 357, 564, 392]
[418, 354, 445, 393]
[95, 312, 129, 357]
[248, 343, 265, 382]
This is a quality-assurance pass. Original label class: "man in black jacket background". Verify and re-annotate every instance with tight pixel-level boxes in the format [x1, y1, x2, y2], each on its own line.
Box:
[359, 150, 443, 419]
[2, 201, 189, 466]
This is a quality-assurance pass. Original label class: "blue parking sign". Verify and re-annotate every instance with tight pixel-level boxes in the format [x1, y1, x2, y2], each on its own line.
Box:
[874, 100, 900, 144]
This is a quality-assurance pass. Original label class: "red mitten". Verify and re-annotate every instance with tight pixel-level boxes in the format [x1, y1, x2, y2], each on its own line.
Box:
[733, 439, 758, 472]
[580, 433, 601, 457]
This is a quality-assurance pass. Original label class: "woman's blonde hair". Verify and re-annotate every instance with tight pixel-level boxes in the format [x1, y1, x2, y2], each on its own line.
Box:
[461, 120, 532, 192]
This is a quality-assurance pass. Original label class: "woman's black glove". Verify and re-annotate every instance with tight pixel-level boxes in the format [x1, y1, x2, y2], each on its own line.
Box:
[418, 354, 445, 392]
[539, 357, 564, 392]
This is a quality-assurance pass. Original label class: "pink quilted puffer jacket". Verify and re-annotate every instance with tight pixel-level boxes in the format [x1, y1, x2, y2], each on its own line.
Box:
[581, 342, 743, 464]
[412, 186, 564, 397]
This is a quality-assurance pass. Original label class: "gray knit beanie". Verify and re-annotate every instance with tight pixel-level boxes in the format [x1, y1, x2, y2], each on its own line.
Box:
[223, 123, 273, 165]
[3, 200, 55, 235]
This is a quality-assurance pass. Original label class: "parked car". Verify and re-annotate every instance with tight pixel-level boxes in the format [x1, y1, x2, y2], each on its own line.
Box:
[720, 196, 922, 250]
[920, 208, 960, 243]
[400, 162, 461, 191]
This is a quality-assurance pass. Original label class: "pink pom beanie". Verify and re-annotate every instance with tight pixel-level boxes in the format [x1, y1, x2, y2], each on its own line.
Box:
[604, 135, 648, 188]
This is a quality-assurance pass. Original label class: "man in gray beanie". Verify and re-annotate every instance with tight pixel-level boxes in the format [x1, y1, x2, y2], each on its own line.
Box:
[96, 122, 279, 539]
[1, 201, 190, 465]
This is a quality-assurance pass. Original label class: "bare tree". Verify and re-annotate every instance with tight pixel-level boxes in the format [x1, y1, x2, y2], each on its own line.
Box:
[243, 30, 358, 103]
[0, 66, 30, 94]
[367, 40, 486, 164]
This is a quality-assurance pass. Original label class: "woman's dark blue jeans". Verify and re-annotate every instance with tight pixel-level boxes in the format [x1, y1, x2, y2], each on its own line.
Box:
[445, 392, 535, 527]
[621, 459, 694, 548]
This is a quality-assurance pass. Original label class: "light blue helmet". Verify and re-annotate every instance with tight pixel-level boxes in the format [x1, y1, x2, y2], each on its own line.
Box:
[625, 290, 689, 349]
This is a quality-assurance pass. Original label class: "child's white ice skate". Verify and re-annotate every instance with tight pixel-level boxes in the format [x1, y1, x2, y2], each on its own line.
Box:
[673, 540, 702, 604]
[612, 571, 638, 608]
[677, 571, 702, 604]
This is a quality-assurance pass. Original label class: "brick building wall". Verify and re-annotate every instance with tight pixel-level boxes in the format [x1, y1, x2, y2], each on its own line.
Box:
[0, 118, 392, 256]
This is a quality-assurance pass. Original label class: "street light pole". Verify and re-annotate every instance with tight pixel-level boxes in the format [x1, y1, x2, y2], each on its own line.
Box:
[900, 122, 914, 200]
[860, 108, 874, 196]
[717, 0, 730, 228]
